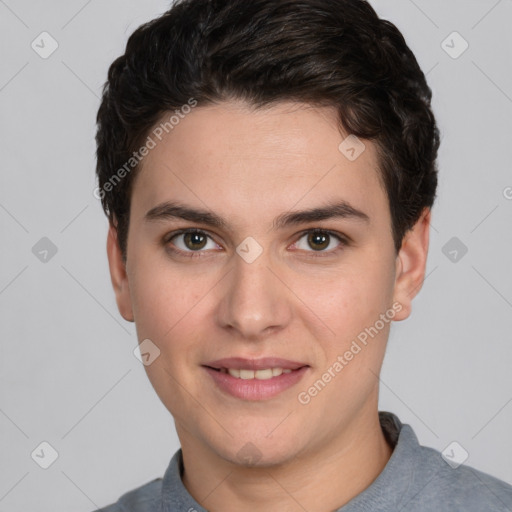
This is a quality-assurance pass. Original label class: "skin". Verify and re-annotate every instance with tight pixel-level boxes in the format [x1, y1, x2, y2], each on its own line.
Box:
[107, 100, 431, 511]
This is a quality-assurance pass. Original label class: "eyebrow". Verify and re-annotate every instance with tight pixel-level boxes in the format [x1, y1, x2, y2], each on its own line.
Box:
[144, 200, 370, 230]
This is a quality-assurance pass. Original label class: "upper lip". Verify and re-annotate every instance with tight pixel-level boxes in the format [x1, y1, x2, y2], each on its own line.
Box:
[204, 357, 309, 371]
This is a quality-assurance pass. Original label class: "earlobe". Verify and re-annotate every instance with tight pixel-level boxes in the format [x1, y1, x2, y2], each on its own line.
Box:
[392, 208, 431, 321]
[106, 223, 135, 322]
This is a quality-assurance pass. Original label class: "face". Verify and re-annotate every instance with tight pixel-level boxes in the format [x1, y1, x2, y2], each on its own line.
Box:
[107, 100, 429, 467]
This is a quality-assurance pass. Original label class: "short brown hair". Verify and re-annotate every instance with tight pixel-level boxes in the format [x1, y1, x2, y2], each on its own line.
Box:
[95, 0, 440, 261]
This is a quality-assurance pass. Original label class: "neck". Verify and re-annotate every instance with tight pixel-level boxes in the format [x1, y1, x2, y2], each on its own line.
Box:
[178, 407, 394, 512]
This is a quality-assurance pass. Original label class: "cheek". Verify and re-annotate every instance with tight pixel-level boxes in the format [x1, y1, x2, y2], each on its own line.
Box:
[129, 259, 212, 393]
[129, 256, 205, 336]
[303, 260, 393, 327]
[129, 261, 208, 417]
[299, 255, 395, 372]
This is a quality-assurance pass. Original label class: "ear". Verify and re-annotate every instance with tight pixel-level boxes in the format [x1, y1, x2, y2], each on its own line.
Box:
[392, 207, 431, 321]
[106, 222, 134, 322]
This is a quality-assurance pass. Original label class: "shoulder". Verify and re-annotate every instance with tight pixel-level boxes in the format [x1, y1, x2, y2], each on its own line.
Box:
[407, 443, 512, 510]
[376, 413, 512, 511]
[95, 478, 162, 512]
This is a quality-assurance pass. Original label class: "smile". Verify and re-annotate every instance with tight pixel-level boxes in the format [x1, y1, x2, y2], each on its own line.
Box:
[203, 357, 310, 400]
[218, 367, 293, 379]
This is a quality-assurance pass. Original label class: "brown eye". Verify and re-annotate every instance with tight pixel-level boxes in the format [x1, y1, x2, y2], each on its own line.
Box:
[182, 231, 208, 250]
[166, 229, 218, 255]
[307, 231, 330, 251]
[293, 229, 346, 255]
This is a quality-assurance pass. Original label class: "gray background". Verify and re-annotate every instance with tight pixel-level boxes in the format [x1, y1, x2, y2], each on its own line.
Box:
[1, 0, 511, 510]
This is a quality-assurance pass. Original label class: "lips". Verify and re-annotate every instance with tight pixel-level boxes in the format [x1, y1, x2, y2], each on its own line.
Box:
[202, 357, 310, 400]
[204, 357, 308, 371]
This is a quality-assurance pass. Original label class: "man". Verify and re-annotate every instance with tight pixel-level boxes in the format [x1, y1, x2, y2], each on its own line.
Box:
[94, 0, 512, 510]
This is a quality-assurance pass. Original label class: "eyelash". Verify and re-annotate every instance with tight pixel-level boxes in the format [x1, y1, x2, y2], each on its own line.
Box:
[163, 228, 349, 259]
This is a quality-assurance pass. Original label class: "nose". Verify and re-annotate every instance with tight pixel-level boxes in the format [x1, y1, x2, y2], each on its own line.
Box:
[215, 249, 292, 341]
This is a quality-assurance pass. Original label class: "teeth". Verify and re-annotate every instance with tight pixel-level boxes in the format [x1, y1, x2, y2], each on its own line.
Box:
[240, 369, 253, 380]
[255, 369, 273, 380]
[225, 367, 293, 380]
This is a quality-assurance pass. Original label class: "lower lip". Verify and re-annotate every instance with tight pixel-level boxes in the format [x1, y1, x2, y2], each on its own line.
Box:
[203, 366, 309, 401]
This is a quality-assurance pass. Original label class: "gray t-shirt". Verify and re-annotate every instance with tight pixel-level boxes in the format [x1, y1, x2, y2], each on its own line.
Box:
[97, 411, 512, 511]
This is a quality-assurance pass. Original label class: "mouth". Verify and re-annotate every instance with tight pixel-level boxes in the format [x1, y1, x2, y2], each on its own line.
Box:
[210, 367, 294, 380]
[202, 357, 310, 400]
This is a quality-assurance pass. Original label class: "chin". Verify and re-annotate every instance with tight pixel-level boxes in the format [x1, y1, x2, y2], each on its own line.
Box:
[213, 432, 304, 469]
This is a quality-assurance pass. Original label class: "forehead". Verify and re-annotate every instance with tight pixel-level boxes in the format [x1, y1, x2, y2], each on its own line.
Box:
[130, 100, 388, 228]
